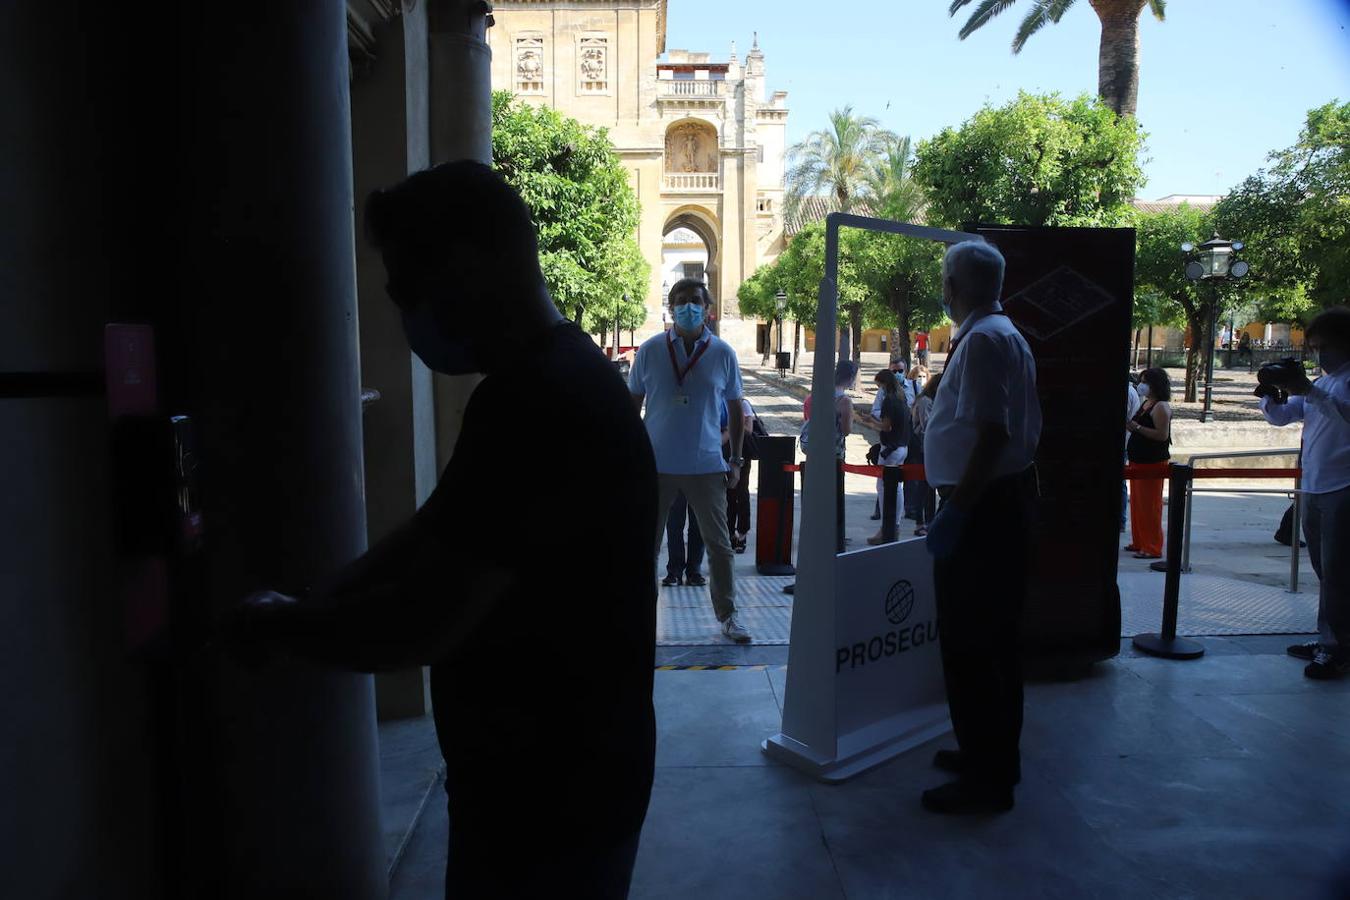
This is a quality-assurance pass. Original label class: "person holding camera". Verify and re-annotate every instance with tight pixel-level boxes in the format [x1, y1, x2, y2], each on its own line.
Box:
[1125, 368, 1172, 560]
[1258, 307, 1350, 681]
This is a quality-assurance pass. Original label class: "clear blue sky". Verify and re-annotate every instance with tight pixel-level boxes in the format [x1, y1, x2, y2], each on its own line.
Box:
[664, 0, 1350, 198]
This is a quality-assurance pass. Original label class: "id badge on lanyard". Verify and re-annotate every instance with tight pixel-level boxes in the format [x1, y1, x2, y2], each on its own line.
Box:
[668, 336, 709, 406]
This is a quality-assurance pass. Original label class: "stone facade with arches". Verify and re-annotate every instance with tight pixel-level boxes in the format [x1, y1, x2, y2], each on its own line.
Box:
[488, 0, 789, 358]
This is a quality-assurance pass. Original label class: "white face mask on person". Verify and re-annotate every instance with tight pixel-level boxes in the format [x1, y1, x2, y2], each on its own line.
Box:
[1136, 382, 1150, 399]
[401, 302, 479, 374]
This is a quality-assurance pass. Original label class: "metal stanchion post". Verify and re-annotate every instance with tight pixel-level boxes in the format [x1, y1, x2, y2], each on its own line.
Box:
[1289, 476, 1301, 594]
[881, 466, 900, 543]
[1181, 474, 1195, 573]
[1133, 463, 1206, 659]
[836, 461, 846, 554]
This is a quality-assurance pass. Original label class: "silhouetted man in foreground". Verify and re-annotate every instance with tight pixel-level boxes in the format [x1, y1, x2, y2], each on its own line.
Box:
[922, 241, 1041, 814]
[230, 161, 658, 897]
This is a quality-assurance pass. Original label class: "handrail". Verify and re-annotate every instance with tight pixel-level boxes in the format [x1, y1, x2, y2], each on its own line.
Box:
[1177, 447, 1302, 589]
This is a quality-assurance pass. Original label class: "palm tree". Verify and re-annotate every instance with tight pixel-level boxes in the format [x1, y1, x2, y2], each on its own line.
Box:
[785, 106, 896, 222]
[864, 135, 923, 222]
[785, 107, 895, 360]
[949, 0, 1166, 119]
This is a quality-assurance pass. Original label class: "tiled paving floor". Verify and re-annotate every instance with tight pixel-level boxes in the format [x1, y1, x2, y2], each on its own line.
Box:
[658, 568, 1319, 645]
[387, 637, 1350, 900]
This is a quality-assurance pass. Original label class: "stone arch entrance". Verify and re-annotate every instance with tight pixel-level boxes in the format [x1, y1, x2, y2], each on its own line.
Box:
[662, 206, 721, 327]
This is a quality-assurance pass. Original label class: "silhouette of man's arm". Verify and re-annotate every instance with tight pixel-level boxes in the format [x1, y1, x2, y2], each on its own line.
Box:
[235, 511, 514, 672]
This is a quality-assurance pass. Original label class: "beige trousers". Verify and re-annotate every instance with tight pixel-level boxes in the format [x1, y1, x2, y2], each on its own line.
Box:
[654, 472, 737, 621]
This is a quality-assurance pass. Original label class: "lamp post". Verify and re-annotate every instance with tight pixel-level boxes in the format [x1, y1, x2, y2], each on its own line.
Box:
[775, 289, 787, 378]
[1182, 232, 1250, 423]
[614, 293, 627, 358]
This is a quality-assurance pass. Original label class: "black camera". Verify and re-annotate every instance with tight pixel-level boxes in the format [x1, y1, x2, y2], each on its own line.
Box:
[1254, 357, 1302, 402]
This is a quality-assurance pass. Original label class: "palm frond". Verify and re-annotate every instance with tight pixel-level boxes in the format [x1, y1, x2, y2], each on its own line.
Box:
[948, 0, 978, 15]
[1048, 0, 1075, 22]
[1012, 0, 1076, 53]
[958, 0, 1021, 40]
[1147, 0, 1166, 20]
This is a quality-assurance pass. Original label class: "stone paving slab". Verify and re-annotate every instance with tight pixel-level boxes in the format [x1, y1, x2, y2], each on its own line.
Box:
[657, 570, 1318, 646]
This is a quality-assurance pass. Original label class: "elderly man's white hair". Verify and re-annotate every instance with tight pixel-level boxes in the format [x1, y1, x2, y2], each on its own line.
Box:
[943, 240, 1005, 306]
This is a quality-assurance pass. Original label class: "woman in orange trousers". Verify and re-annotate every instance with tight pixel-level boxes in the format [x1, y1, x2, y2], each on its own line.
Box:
[1126, 368, 1173, 559]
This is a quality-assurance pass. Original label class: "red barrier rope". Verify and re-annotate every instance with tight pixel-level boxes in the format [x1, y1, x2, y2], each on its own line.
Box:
[781, 462, 926, 478]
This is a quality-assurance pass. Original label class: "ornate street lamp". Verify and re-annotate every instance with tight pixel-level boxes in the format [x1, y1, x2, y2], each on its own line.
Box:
[1182, 232, 1250, 423]
[614, 293, 628, 356]
[774, 289, 788, 377]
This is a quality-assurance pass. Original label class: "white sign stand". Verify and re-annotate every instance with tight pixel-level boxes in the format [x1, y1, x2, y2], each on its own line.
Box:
[761, 214, 983, 783]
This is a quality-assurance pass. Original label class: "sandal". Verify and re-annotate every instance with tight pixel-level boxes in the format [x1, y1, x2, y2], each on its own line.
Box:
[1123, 545, 1139, 552]
[1132, 552, 1161, 560]
[914, 527, 928, 537]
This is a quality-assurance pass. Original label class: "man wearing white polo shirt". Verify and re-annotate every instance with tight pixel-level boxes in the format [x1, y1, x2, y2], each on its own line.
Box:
[630, 279, 752, 643]
[921, 241, 1041, 815]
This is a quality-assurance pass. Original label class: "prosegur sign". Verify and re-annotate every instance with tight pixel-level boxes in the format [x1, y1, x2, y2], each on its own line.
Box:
[765, 537, 950, 783]
[836, 579, 939, 674]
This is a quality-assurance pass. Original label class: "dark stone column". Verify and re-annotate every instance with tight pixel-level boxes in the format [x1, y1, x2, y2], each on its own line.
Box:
[352, 4, 438, 721]
[177, 3, 385, 896]
[428, 0, 494, 468]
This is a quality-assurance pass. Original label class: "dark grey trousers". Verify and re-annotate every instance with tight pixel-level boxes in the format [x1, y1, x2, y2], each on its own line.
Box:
[1303, 484, 1350, 650]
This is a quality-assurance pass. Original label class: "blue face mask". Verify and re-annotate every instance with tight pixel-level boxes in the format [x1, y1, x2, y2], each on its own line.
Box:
[673, 302, 705, 332]
[400, 303, 479, 374]
[942, 299, 954, 322]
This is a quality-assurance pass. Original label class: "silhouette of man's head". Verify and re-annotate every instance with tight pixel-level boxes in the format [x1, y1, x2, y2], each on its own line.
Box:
[365, 161, 550, 372]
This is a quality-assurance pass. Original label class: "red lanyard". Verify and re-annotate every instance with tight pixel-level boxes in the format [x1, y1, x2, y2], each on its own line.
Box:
[667, 333, 710, 387]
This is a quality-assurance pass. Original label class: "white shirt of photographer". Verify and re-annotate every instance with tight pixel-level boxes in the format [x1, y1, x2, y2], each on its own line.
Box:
[1260, 363, 1350, 494]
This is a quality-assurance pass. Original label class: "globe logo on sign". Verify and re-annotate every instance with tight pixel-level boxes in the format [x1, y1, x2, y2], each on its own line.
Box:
[885, 580, 914, 626]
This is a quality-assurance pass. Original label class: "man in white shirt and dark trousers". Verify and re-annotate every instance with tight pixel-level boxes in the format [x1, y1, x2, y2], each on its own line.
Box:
[631, 278, 753, 643]
[921, 242, 1042, 814]
[1259, 306, 1350, 680]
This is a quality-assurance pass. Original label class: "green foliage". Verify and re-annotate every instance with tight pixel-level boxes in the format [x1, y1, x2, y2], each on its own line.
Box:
[740, 220, 945, 363]
[912, 92, 1146, 229]
[1212, 101, 1350, 320]
[1134, 204, 1209, 324]
[491, 91, 649, 332]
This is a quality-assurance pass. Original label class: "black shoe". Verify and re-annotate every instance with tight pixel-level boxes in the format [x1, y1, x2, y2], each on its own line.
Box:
[1305, 648, 1350, 681]
[932, 749, 967, 775]
[685, 572, 707, 587]
[1287, 640, 1320, 661]
[920, 780, 1014, 815]
[783, 583, 795, 595]
[661, 573, 681, 587]
[1149, 560, 1169, 572]
[932, 749, 1021, 784]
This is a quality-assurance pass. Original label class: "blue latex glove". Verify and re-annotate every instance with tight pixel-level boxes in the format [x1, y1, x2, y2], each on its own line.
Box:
[925, 501, 967, 560]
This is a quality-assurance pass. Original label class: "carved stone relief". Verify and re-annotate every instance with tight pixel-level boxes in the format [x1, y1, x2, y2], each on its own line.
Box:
[515, 36, 544, 92]
[664, 122, 718, 173]
[579, 36, 607, 92]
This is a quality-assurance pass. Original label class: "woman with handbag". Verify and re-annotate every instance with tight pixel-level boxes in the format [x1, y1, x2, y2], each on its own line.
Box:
[909, 371, 941, 536]
[724, 398, 763, 553]
[867, 370, 912, 545]
[1126, 367, 1173, 560]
